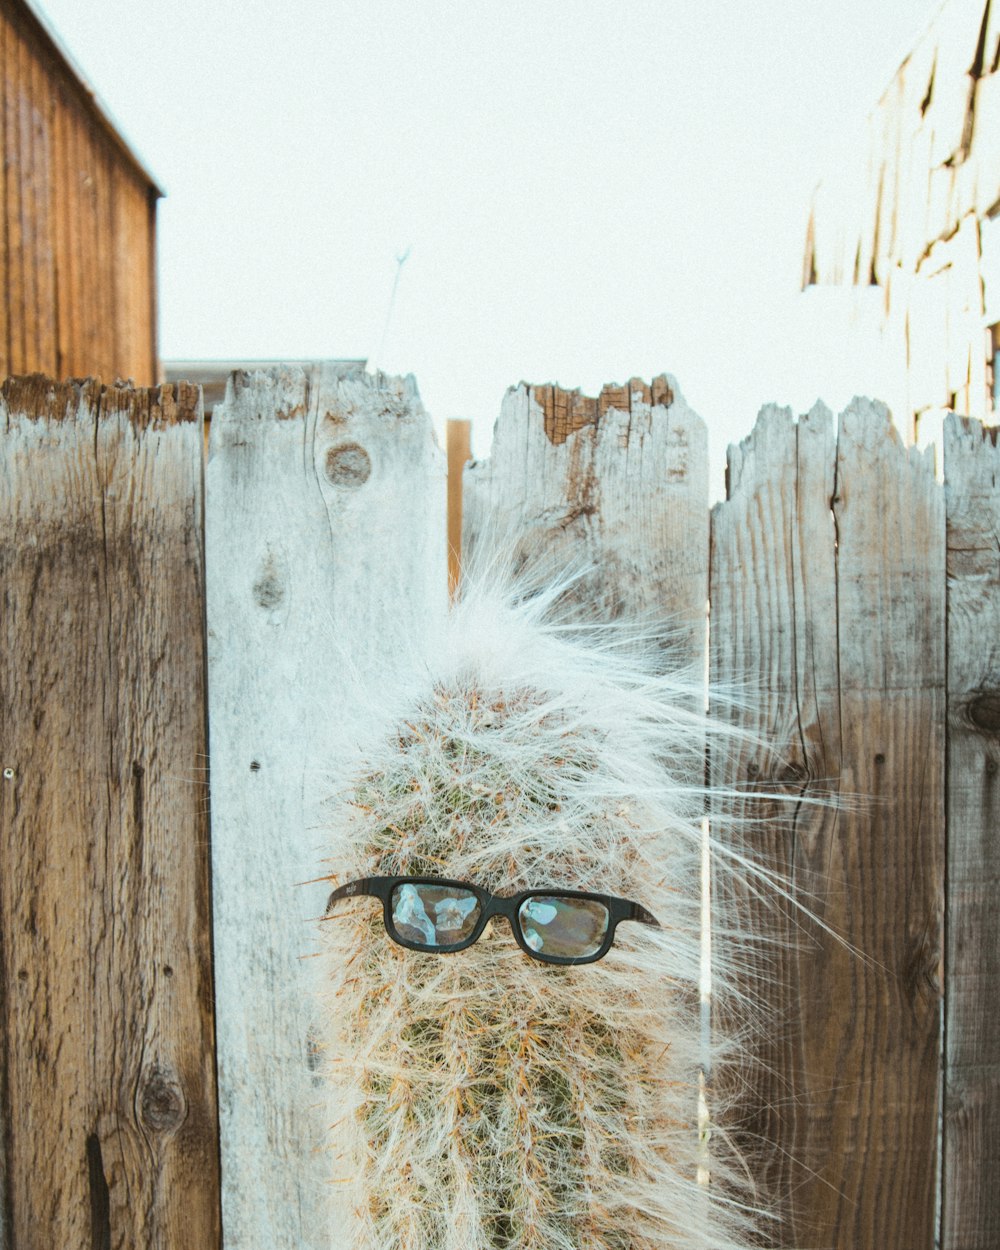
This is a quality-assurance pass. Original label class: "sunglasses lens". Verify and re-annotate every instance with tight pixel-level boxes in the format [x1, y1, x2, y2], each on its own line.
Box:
[390, 882, 482, 949]
[517, 895, 610, 960]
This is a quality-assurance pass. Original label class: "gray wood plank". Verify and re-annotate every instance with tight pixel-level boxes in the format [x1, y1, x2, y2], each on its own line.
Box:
[205, 365, 446, 1248]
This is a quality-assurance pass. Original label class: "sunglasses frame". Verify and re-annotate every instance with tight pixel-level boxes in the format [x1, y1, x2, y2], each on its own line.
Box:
[323, 875, 661, 966]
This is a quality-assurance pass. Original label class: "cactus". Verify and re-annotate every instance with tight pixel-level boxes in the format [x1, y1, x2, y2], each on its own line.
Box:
[316, 575, 782, 1249]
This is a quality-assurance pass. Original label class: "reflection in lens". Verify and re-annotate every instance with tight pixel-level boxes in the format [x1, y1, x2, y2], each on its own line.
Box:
[518, 895, 610, 959]
[390, 883, 481, 949]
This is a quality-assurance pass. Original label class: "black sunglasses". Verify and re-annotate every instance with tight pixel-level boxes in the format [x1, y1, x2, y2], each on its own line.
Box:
[323, 875, 661, 966]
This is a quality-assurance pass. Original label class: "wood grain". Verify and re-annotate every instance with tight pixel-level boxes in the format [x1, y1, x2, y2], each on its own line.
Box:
[446, 417, 471, 598]
[710, 398, 945, 1249]
[205, 365, 446, 1248]
[4, 16, 25, 374]
[0, 377, 221, 1249]
[941, 414, 1000, 1250]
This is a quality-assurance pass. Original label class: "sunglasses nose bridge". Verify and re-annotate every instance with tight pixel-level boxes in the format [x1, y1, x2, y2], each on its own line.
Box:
[476, 896, 525, 945]
[478, 895, 510, 927]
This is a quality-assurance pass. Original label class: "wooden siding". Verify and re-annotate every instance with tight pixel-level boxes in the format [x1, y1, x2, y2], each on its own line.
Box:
[1, 1, 159, 385]
[803, 0, 1000, 430]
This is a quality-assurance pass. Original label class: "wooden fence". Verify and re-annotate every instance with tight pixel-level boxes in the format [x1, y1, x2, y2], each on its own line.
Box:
[0, 366, 997, 1250]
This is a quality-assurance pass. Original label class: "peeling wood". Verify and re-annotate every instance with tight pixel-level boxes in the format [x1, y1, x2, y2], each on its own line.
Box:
[463, 374, 702, 650]
[534, 375, 675, 446]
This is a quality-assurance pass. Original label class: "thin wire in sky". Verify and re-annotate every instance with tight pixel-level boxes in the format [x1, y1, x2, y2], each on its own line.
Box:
[371, 246, 412, 372]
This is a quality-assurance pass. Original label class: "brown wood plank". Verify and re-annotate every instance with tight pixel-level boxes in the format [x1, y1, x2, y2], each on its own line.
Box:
[0, 13, 8, 379]
[65, 99, 86, 378]
[941, 414, 1000, 1250]
[91, 142, 112, 378]
[0, 377, 221, 1248]
[29, 30, 56, 374]
[146, 186, 158, 382]
[2, 1, 161, 198]
[5, 18, 25, 373]
[455, 376, 732, 1245]
[100, 146, 118, 379]
[140, 177, 159, 383]
[51, 80, 70, 379]
[83, 118, 102, 374]
[17, 28, 38, 372]
[710, 398, 945, 1249]
[446, 417, 471, 597]
[69, 101, 96, 377]
[111, 166, 137, 381]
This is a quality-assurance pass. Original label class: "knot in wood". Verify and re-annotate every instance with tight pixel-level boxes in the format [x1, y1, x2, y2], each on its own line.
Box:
[325, 442, 371, 487]
[138, 1062, 186, 1134]
[776, 760, 809, 787]
[903, 923, 942, 1003]
[253, 552, 285, 609]
[967, 691, 1000, 733]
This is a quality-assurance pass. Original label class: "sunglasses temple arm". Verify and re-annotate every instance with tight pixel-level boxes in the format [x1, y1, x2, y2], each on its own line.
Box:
[324, 877, 378, 915]
[628, 902, 662, 929]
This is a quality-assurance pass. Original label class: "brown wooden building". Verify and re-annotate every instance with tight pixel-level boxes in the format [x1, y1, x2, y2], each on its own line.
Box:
[2, 0, 161, 384]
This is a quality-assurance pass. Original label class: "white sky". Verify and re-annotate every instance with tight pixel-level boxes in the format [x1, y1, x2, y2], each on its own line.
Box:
[36, 0, 943, 497]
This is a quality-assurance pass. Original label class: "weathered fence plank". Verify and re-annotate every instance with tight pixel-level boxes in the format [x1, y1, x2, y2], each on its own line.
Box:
[942, 415, 1000, 1250]
[463, 375, 706, 648]
[0, 377, 220, 1249]
[707, 402, 840, 1245]
[205, 366, 446, 1248]
[710, 398, 945, 1249]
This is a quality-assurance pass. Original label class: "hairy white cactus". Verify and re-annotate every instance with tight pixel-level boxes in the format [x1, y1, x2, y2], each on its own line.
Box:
[315, 571, 790, 1250]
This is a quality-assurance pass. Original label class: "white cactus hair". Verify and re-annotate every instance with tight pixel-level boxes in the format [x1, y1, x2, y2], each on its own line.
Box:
[315, 557, 805, 1250]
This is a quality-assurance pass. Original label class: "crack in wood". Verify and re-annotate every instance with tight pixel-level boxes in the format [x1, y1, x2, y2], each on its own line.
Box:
[86, 1132, 111, 1250]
